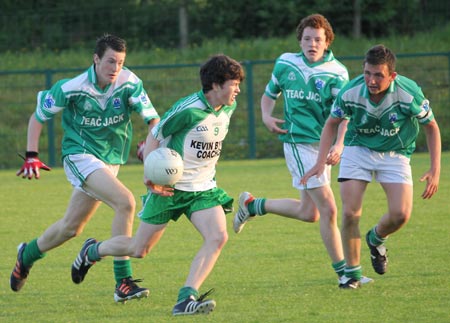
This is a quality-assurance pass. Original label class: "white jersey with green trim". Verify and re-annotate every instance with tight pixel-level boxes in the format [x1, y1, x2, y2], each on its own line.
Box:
[152, 90, 235, 192]
[34, 65, 159, 164]
[331, 74, 434, 157]
[264, 50, 349, 143]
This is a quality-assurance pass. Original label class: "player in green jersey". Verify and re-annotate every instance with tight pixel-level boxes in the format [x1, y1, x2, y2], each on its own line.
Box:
[302, 44, 441, 289]
[70, 54, 245, 315]
[11, 34, 160, 302]
[232, 13, 369, 285]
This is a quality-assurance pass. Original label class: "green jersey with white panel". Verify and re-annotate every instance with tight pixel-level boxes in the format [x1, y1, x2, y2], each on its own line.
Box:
[34, 64, 159, 164]
[331, 74, 434, 157]
[152, 90, 235, 192]
[264, 50, 349, 143]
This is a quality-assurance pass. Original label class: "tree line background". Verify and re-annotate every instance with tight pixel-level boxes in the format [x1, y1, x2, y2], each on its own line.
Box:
[1, 0, 449, 53]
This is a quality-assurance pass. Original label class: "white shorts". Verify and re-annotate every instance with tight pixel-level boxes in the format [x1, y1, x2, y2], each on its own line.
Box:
[284, 142, 331, 190]
[339, 146, 413, 184]
[63, 154, 120, 193]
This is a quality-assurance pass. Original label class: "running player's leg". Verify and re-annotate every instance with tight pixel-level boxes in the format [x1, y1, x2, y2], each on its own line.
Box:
[377, 183, 413, 237]
[173, 206, 226, 315]
[11, 187, 100, 292]
[307, 185, 341, 263]
[81, 167, 149, 300]
[339, 179, 367, 286]
[365, 149, 413, 275]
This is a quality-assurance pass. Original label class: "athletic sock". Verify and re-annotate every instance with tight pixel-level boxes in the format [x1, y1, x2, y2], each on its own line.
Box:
[22, 238, 46, 267]
[177, 286, 199, 302]
[332, 259, 346, 277]
[87, 242, 102, 262]
[344, 265, 362, 280]
[368, 226, 387, 246]
[248, 198, 267, 216]
[114, 259, 132, 286]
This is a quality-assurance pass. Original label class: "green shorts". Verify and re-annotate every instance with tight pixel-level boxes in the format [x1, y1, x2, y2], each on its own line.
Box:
[138, 187, 234, 225]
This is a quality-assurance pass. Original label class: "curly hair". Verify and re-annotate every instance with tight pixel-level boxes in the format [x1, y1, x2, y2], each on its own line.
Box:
[296, 14, 335, 46]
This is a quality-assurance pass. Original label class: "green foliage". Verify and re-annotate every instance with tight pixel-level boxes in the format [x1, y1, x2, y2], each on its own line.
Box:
[1, 153, 449, 322]
[1, 0, 449, 52]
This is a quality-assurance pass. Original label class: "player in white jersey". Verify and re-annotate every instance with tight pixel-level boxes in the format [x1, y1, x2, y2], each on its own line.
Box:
[70, 54, 245, 315]
[233, 14, 366, 285]
[11, 34, 160, 302]
[302, 45, 441, 289]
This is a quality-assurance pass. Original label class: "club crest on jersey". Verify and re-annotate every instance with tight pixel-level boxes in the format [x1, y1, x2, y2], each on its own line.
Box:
[113, 97, 121, 109]
[389, 113, 398, 123]
[422, 100, 430, 112]
[288, 72, 296, 81]
[140, 93, 149, 105]
[315, 79, 325, 90]
[361, 114, 368, 124]
[83, 101, 93, 111]
[332, 105, 344, 118]
[43, 94, 55, 109]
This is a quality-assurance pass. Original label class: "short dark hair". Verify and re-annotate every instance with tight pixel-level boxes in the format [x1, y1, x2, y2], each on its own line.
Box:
[200, 54, 245, 93]
[296, 14, 335, 45]
[364, 44, 397, 73]
[94, 34, 127, 59]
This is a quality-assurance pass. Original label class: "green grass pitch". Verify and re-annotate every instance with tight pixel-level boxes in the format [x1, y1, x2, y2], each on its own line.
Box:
[1, 153, 449, 322]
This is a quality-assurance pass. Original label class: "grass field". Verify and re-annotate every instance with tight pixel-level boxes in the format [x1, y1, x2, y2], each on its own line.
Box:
[0, 153, 449, 323]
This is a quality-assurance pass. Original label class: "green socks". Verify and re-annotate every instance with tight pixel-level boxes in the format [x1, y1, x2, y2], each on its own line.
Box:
[113, 259, 133, 286]
[87, 242, 102, 262]
[332, 259, 346, 277]
[177, 286, 199, 302]
[344, 265, 362, 280]
[248, 198, 267, 216]
[367, 226, 387, 247]
[22, 238, 46, 267]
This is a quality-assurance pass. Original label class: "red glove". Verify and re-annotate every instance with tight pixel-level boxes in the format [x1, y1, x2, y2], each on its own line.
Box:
[136, 140, 146, 162]
[17, 151, 51, 179]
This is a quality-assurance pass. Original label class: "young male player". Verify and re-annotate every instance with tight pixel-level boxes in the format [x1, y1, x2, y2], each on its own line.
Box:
[71, 54, 245, 315]
[233, 14, 372, 285]
[11, 34, 159, 301]
[302, 44, 441, 288]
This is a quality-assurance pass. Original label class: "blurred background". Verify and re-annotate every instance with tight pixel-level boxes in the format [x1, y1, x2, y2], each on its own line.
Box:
[1, 0, 449, 168]
[1, 0, 449, 52]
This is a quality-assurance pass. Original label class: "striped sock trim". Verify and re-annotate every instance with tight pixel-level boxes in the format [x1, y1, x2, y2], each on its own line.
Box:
[370, 226, 387, 246]
[253, 198, 266, 215]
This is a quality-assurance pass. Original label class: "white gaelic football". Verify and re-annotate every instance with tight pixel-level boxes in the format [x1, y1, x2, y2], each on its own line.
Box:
[144, 148, 184, 185]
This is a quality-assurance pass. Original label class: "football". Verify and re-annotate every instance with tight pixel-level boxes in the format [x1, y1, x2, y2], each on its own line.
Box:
[144, 147, 184, 185]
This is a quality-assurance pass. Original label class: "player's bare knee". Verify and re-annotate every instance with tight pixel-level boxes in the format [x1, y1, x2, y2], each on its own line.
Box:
[390, 211, 411, 227]
[208, 231, 228, 250]
[114, 193, 136, 217]
[133, 246, 150, 258]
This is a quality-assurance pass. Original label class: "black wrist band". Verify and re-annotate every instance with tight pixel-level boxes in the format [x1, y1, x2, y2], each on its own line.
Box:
[25, 151, 39, 158]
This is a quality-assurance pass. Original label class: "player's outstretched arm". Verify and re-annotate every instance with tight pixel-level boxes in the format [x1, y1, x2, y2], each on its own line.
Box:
[420, 119, 441, 199]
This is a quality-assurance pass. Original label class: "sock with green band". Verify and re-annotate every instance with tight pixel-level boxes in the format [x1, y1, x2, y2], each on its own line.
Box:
[87, 242, 102, 262]
[177, 286, 199, 302]
[248, 198, 267, 216]
[368, 226, 387, 246]
[22, 238, 46, 267]
[113, 259, 132, 286]
[344, 265, 362, 280]
[332, 259, 346, 277]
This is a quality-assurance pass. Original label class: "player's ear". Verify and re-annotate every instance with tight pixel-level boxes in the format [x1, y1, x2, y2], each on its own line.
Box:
[93, 54, 100, 65]
[391, 72, 398, 80]
[212, 82, 220, 92]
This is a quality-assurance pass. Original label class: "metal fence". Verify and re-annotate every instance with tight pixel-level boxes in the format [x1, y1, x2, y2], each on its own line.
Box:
[1, 52, 449, 169]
